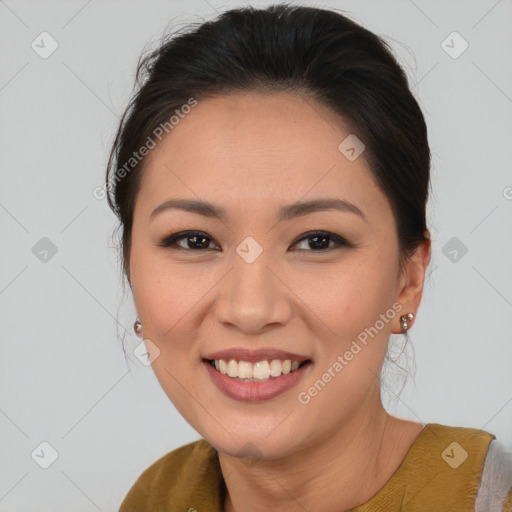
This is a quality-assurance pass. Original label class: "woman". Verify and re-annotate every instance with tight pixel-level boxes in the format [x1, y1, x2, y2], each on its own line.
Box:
[105, 4, 512, 511]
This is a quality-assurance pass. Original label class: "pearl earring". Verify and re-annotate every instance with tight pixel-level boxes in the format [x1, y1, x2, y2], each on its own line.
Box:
[134, 319, 143, 337]
[400, 313, 414, 332]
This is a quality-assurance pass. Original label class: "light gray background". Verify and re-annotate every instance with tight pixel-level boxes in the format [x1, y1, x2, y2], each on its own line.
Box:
[1, 0, 511, 510]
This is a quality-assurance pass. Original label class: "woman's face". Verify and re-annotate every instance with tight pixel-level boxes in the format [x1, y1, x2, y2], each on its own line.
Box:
[129, 92, 427, 459]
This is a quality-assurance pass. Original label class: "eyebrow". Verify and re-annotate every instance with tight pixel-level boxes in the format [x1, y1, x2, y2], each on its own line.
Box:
[150, 197, 367, 223]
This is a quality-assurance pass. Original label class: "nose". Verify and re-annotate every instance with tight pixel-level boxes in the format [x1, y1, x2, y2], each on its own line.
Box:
[214, 251, 293, 334]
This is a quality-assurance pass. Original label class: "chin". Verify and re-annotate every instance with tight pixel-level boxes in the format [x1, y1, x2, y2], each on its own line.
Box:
[196, 418, 308, 462]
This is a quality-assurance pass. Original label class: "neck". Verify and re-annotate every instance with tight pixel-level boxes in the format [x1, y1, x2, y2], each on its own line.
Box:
[219, 394, 424, 512]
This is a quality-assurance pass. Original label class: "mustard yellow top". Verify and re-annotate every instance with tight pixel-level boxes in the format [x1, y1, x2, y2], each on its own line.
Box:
[119, 423, 512, 511]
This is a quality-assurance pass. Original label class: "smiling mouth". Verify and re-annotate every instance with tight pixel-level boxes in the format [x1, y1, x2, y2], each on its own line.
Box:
[204, 358, 312, 382]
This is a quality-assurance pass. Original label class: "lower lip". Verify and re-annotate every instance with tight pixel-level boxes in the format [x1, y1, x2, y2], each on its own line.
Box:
[204, 360, 311, 402]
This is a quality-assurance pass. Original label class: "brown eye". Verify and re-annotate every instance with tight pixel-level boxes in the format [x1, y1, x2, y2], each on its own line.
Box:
[158, 231, 220, 251]
[158, 229, 353, 252]
[291, 231, 353, 251]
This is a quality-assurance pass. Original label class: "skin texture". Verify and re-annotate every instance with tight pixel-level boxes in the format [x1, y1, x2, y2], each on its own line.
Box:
[128, 92, 431, 511]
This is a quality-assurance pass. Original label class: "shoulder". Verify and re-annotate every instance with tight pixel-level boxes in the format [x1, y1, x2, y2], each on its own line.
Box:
[357, 423, 498, 510]
[407, 423, 495, 476]
[119, 438, 222, 512]
[419, 422, 496, 444]
[403, 423, 512, 511]
[411, 423, 495, 464]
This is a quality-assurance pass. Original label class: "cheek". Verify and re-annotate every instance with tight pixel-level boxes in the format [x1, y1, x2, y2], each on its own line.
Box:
[294, 254, 399, 425]
[130, 248, 207, 411]
[130, 242, 205, 337]
[304, 252, 399, 344]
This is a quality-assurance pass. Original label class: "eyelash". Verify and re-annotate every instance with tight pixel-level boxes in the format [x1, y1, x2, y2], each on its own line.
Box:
[157, 230, 354, 252]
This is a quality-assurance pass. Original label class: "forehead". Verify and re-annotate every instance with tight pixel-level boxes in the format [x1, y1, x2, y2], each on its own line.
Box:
[149, 91, 351, 168]
[137, 92, 388, 219]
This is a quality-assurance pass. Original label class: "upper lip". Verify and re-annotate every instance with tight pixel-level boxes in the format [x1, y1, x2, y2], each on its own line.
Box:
[203, 348, 311, 364]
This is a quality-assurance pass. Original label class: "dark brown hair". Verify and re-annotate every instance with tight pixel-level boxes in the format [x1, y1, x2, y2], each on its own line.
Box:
[105, 3, 430, 283]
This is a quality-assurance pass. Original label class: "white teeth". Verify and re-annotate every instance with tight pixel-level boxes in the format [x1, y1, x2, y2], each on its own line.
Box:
[227, 359, 238, 377]
[253, 360, 270, 379]
[211, 358, 306, 380]
[269, 359, 282, 377]
[238, 361, 253, 379]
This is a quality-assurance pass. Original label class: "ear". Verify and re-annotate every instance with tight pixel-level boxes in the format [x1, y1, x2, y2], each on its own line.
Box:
[392, 231, 431, 334]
